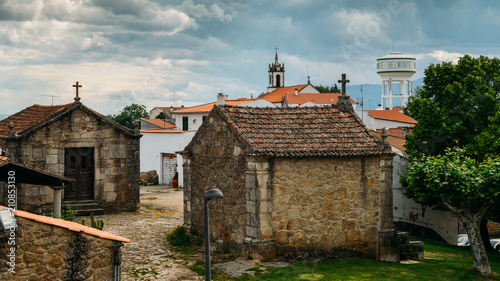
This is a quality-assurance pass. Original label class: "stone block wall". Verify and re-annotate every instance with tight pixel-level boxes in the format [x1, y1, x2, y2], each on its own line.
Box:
[271, 157, 382, 259]
[0, 216, 122, 280]
[185, 114, 248, 244]
[2, 108, 140, 213]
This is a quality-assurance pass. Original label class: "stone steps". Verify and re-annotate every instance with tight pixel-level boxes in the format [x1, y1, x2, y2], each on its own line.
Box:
[62, 200, 105, 216]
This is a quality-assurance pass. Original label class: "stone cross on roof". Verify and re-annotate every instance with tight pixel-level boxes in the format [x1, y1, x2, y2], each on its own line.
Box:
[73, 81, 82, 103]
[338, 73, 350, 96]
[336, 73, 353, 112]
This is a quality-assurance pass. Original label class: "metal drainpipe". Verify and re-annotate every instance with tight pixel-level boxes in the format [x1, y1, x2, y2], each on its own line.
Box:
[113, 243, 124, 281]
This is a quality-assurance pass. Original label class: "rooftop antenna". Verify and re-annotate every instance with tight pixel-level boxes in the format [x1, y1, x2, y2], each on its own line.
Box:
[174, 92, 176, 107]
[392, 41, 395, 52]
[41, 94, 60, 106]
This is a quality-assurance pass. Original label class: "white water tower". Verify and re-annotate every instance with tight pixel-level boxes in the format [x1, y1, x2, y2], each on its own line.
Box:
[376, 52, 416, 109]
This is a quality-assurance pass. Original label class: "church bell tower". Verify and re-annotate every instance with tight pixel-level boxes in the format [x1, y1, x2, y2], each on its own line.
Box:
[267, 47, 285, 93]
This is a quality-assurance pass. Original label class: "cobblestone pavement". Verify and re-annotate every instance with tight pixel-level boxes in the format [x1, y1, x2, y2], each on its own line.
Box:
[82, 185, 203, 281]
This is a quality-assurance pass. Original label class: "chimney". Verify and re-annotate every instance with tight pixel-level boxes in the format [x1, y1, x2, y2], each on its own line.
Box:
[217, 92, 226, 105]
[294, 89, 298, 95]
[376, 104, 383, 110]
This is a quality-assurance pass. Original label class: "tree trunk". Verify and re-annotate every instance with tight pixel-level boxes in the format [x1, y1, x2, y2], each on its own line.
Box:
[480, 219, 494, 251]
[444, 201, 492, 275]
[462, 217, 491, 275]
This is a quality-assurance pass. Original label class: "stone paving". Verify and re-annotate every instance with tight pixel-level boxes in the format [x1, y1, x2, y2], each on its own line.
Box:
[81, 185, 203, 281]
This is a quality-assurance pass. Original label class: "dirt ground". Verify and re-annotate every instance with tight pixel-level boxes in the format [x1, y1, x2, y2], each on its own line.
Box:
[85, 185, 203, 281]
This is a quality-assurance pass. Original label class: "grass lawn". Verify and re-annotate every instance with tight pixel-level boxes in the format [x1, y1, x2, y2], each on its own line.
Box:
[199, 237, 500, 280]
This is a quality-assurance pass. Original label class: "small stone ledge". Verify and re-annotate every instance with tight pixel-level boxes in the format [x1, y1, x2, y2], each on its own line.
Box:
[241, 238, 276, 261]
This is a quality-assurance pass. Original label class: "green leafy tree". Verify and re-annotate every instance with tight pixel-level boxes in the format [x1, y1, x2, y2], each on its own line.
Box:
[404, 55, 500, 265]
[108, 103, 149, 129]
[405, 55, 500, 159]
[155, 111, 168, 120]
[315, 84, 340, 93]
[401, 148, 500, 275]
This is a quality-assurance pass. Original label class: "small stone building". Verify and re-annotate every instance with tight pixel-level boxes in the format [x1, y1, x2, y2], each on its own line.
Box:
[0, 206, 129, 280]
[180, 102, 397, 261]
[0, 98, 141, 213]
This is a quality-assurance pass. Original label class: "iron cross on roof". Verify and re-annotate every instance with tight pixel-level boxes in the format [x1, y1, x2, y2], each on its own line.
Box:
[73, 81, 82, 102]
[338, 73, 350, 95]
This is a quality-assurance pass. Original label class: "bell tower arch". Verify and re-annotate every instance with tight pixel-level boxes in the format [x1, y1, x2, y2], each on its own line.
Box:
[267, 46, 285, 93]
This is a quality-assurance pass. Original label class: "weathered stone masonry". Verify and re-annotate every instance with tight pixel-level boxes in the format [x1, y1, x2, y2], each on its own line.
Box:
[182, 105, 398, 261]
[0, 215, 125, 280]
[0, 103, 141, 213]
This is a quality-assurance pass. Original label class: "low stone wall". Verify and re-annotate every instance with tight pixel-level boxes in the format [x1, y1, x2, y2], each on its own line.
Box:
[0, 216, 121, 280]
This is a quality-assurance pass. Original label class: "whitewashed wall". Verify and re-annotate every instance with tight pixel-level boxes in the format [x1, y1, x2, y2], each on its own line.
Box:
[140, 131, 196, 186]
[393, 154, 458, 244]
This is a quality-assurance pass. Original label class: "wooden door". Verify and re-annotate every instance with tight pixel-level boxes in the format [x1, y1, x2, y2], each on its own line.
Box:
[161, 153, 177, 185]
[64, 147, 94, 201]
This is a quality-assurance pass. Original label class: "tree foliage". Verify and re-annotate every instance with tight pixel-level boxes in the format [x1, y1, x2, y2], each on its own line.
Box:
[405, 55, 500, 160]
[155, 111, 168, 120]
[108, 103, 149, 129]
[401, 148, 500, 275]
[315, 84, 341, 93]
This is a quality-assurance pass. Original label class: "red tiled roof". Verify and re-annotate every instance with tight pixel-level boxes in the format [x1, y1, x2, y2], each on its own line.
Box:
[172, 98, 259, 114]
[151, 107, 183, 114]
[366, 110, 417, 124]
[371, 130, 407, 153]
[142, 119, 176, 129]
[285, 93, 356, 105]
[0, 103, 73, 138]
[214, 105, 387, 157]
[259, 85, 307, 103]
[0, 205, 130, 243]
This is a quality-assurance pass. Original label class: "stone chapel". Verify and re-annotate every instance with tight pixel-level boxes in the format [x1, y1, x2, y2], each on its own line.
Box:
[180, 94, 399, 261]
[0, 90, 141, 213]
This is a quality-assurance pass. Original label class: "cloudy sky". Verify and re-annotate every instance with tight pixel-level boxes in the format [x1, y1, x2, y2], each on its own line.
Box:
[1, 0, 499, 117]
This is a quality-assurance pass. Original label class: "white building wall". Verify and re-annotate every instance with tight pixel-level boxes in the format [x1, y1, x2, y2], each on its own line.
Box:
[174, 113, 208, 131]
[393, 155, 458, 244]
[140, 131, 197, 187]
[354, 109, 412, 130]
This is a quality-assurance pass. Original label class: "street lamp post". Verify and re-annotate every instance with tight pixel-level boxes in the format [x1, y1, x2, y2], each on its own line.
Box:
[204, 189, 224, 281]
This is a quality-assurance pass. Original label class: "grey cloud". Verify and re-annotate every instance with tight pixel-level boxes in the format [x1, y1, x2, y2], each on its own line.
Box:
[179, 0, 233, 22]
[0, 0, 38, 21]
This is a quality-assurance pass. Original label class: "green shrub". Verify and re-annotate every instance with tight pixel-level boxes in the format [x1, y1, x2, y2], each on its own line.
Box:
[167, 225, 191, 247]
[167, 225, 198, 247]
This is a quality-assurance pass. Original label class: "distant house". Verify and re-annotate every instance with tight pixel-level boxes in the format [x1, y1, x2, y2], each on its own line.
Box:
[283, 92, 357, 109]
[171, 94, 275, 131]
[0, 206, 129, 280]
[355, 107, 417, 135]
[259, 84, 320, 106]
[0, 98, 141, 213]
[180, 102, 399, 261]
[148, 106, 183, 119]
[140, 94, 275, 186]
[140, 119, 176, 130]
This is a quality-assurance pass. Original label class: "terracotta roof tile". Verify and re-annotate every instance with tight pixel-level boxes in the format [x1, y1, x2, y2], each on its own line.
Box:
[0, 205, 130, 243]
[0, 103, 73, 138]
[215, 105, 387, 157]
[285, 93, 356, 105]
[366, 110, 417, 124]
[142, 119, 176, 129]
[371, 130, 407, 153]
[259, 85, 307, 103]
[172, 98, 259, 114]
